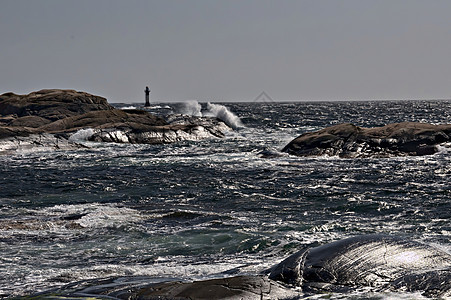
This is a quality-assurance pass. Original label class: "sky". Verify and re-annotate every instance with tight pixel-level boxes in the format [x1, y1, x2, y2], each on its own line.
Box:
[2, 0, 451, 103]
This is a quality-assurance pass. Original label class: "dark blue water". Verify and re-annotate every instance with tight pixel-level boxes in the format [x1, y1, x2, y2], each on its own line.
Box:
[0, 101, 450, 299]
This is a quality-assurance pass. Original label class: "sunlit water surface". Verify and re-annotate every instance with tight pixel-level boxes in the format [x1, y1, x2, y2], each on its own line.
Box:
[0, 101, 450, 299]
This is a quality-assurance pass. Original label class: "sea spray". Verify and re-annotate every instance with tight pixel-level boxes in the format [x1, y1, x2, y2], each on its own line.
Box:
[2, 101, 451, 299]
[120, 105, 138, 110]
[173, 100, 244, 129]
[69, 128, 96, 142]
[175, 100, 203, 117]
[204, 102, 244, 130]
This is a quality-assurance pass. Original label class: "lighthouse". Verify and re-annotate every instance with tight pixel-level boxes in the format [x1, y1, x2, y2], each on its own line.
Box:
[145, 86, 150, 107]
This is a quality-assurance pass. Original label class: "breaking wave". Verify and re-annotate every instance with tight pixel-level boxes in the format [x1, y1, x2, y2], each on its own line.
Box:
[204, 102, 244, 130]
[176, 100, 203, 117]
[120, 105, 138, 110]
[68, 128, 96, 142]
[175, 100, 244, 129]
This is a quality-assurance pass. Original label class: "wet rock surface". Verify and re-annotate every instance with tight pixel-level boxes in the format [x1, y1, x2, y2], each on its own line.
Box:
[25, 235, 450, 299]
[0, 133, 88, 154]
[26, 276, 298, 300]
[83, 276, 298, 300]
[283, 122, 451, 158]
[269, 234, 451, 298]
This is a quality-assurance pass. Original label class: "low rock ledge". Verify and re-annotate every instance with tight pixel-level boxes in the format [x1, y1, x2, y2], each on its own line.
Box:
[282, 122, 451, 158]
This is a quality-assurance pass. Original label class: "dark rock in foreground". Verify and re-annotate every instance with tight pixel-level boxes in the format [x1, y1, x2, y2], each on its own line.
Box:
[283, 122, 451, 158]
[77, 276, 297, 300]
[0, 90, 231, 153]
[269, 234, 450, 298]
[24, 235, 450, 299]
[25, 276, 298, 300]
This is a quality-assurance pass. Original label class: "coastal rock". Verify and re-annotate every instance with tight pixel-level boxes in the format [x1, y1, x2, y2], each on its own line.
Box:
[40, 109, 167, 133]
[282, 122, 451, 158]
[269, 234, 451, 298]
[27, 276, 298, 300]
[82, 276, 298, 300]
[0, 90, 232, 151]
[61, 111, 231, 144]
[164, 114, 232, 138]
[88, 124, 226, 144]
[0, 89, 113, 122]
[26, 235, 450, 299]
[0, 133, 84, 155]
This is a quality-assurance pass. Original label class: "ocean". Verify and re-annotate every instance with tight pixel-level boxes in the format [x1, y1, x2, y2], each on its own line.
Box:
[0, 100, 450, 299]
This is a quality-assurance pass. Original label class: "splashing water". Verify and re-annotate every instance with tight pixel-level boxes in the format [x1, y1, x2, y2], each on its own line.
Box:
[205, 102, 244, 129]
[68, 128, 96, 141]
[120, 105, 138, 110]
[1, 100, 451, 299]
[176, 100, 203, 117]
[174, 100, 244, 129]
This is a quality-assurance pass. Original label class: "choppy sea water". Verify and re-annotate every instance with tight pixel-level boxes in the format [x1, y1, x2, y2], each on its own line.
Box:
[0, 100, 450, 299]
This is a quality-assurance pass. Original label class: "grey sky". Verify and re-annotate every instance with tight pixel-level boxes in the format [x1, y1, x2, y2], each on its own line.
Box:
[1, 0, 451, 102]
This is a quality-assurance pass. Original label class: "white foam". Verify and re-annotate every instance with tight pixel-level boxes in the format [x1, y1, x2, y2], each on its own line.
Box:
[174, 100, 244, 129]
[436, 143, 451, 154]
[204, 102, 244, 130]
[177, 100, 203, 117]
[120, 105, 137, 110]
[68, 128, 96, 142]
[22, 203, 144, 230]
[60, 204, 143, 229]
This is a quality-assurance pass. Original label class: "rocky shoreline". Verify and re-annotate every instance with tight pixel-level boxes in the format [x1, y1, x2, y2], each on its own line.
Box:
[283, 122, 451, 158]
[2, 89, 450, 158]
[0, 89, 232, 153]
[25, 235, 451, 299]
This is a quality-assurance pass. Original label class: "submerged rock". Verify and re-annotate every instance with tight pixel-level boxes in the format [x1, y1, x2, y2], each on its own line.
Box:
[25, 235, 450, 299]
[283, 122, 451, 158]
[0, 90, 232, 152]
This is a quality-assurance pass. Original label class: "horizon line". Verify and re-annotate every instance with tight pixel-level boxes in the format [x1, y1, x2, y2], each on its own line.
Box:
[111, 98, 451, 104]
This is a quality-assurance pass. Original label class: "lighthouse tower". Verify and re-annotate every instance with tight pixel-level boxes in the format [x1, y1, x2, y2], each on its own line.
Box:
[145, 86, 150, 107]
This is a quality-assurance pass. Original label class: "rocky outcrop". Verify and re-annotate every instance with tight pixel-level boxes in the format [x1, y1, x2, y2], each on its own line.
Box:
[269, 234, 451, 297]
[0, 90, 232, 152]
[0, 89, 113, 123]
[27, 276, 298, 300]
[0, 133, 86, 155]
[60, 112, 231, 144]
[283, 122, 451, 158]
[26, 235, 451, 299]
[107, 276, 298, 300]
[40, 109, 167, 137]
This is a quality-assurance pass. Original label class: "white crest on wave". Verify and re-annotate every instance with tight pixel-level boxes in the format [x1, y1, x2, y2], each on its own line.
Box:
[175, 100, 244, 130]
[177, 100, 203, 117]
[204, 102, 244, 130]
[68, 128, 96, 142]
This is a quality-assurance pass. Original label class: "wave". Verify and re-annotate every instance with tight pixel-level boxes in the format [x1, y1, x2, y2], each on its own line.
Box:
[436, 143, 451, 154]
[174, 100, 244, 129]
[120, 105, 138, 110]
[205, 102, 244, 130]
[68, 128, 96, 142]
[175, 100, 203, 117]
